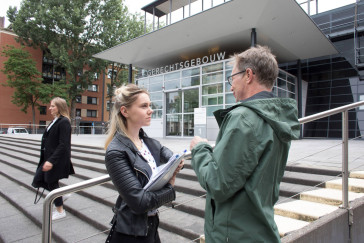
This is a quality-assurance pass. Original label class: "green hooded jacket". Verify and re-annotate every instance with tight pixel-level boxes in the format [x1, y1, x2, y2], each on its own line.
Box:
[191, 97, 300, 243]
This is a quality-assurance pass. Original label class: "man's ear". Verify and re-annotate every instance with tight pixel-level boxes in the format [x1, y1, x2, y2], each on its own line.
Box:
[246, 68, 253, 84]
[120, 106, 128, 117]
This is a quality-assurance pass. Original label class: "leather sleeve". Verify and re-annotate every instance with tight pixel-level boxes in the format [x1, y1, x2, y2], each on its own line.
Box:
[106, 149, 176, 214]
[160, 145, 173, 164]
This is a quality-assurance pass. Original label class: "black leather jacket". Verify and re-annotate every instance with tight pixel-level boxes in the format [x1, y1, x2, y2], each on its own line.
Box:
[105, 130, 175, 237]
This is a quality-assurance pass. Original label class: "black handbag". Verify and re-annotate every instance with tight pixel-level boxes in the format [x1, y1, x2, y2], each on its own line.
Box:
[31, 164, 49, 204]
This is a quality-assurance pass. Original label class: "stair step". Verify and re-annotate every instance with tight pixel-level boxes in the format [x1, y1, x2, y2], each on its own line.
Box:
[274, 215, 310, 237]
[274, 200, 338, 222]
[350, 171, 364, 179]
[0, 150, 197, 242]
[300, 188, 364, 206]
[0, 170, 107, 243]
[282, 171, 335, 187]
[159, 205, 205, 240]
[0, 195, 42, 243]
[326, 178, 364, 193]
[279, 181, 317, 198]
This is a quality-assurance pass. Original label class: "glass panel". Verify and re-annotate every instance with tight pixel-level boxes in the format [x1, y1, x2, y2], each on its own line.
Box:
[152, 110, 162, 119]
[137, 78, 148, 86]
[152, 100, 163, 110]
[225, 69, 232, 80]
[202, 72, 223, 84]
[202, 63, 223, 74]
[150, 76, 163, 84]
[277, 78, 286, 90]
[182, 76, 200, 87]
[183, 114, 194, 137]
[272, 87, 277, 96]
[150, 92, 163, 101]
[225, 60, 233, 70]
[166, 91, 182, 113]
[202, 95, 223, 105]
[225, 81, 231, 91]
[184, 89, 199, 113]
[149, 82, 163, 92]
[206, 105, 223, 116]
[287, 82, 295, 93]
[278, 71, 286, 80]
[165, 80, 180, 90]
[287, 75, 296, 84]
[182, 67, 200, 77]
[277, 88, 287, 98]
[225, 93, 236, 104]
[165, 72, 180, 81]
[166, 114, 182, 136]
[288, 92, 295, 99]
[202, 83, 223, 95]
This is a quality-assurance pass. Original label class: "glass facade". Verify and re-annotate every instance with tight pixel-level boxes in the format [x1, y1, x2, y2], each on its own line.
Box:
[137, 59, 296, 137]
[279, 2, 364, 139]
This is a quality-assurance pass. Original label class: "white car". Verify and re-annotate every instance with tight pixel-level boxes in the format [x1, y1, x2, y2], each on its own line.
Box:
[7, 127, 29, 134]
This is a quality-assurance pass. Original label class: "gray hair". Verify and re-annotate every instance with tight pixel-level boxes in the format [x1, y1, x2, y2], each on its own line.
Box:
[232, 45, 278, 89]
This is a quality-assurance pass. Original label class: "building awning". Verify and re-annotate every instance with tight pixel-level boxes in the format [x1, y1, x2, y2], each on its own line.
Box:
[141, 0, 199, 17]
[94, 0, 338, 69]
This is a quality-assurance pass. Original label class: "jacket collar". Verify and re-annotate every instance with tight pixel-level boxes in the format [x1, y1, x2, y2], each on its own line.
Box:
[213, 91, 275, 126]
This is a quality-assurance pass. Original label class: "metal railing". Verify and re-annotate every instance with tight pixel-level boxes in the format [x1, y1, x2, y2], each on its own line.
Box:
[42, 100, 364, 243]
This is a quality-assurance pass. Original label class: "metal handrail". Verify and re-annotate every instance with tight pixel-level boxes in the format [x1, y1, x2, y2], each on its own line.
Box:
[42, 100, 364, 242]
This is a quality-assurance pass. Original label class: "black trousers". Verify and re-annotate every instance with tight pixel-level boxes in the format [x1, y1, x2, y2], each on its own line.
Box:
[47, 181, 63, 207]
[106, 215, 161, 243]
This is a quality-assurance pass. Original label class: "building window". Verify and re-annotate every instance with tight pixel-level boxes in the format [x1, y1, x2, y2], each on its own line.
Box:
[42, 51, 66, 84]
[76, 109, 81, 117]
[39, 106, 47, 115]
[107, 101, 115, 111]
[108, 69, 117, 79]
[88, 84, 98, 92]
[76, 96, 82, 103]
[87, 97, 97, 105]
[87, 110, 97, 117]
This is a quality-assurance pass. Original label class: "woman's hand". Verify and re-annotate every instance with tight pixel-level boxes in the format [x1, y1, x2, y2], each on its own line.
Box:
[42, 161, 53, 171]
[168, 160, 184, 186]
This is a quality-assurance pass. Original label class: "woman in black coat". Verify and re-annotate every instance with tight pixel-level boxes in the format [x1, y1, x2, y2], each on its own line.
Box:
[37, 97, 74, 220]
[104, 84, 183, 243]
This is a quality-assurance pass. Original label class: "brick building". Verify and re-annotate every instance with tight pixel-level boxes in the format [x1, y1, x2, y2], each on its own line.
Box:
[0, 27, 113, 134]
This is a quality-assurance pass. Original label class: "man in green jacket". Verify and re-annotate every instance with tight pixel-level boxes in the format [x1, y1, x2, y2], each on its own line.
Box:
[190, 45, 300, 243]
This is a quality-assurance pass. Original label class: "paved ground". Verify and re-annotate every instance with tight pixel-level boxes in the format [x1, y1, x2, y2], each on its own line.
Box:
[4, 134, 364, 172]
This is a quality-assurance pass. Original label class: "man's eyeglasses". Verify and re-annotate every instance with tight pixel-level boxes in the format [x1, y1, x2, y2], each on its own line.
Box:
[227, 70, 246, 86]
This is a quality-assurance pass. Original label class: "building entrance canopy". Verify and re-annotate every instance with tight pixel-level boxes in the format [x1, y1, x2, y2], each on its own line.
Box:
[94, 0, 338, 69]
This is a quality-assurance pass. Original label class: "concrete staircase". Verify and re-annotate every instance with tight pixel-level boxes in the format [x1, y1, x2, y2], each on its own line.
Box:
[0, 135, 363, 242]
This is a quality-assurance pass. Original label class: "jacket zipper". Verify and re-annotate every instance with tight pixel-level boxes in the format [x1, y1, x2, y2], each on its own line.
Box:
[134, 167, 150, 181]
[134, 151, 150, 182]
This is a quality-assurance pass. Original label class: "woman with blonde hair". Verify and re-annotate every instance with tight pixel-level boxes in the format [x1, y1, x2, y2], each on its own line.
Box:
[32, 97, 74, 220]
[105, 84, 183, 243]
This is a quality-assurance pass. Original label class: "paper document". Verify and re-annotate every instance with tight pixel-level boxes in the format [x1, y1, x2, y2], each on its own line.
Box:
[144, 151, 186, 191]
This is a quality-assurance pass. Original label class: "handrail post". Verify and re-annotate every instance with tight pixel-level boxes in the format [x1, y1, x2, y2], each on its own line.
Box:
[342, 110, 349, 209]
[42, 196, 54, 243]
[42, 175, 111, 242]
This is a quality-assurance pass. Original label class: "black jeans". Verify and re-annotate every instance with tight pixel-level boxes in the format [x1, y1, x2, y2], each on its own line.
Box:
[47, 181, 63, 207]
[106, 215, 161, 243]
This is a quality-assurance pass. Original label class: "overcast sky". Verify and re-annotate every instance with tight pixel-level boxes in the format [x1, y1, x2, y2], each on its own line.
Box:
[0, 0, 356, 28]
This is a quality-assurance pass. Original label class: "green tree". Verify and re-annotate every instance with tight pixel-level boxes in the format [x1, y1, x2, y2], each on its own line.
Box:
[1, 45, 68, 132]
[7, 0, 139, 124]
[98, 2, 146, 117]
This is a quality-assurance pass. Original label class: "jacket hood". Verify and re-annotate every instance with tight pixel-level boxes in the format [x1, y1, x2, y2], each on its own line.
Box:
[215, 98, 300, 142]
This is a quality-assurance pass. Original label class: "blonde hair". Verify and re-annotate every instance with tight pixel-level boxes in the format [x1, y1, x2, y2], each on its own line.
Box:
[104, 84, 149, 149]
[51, 97, 70, 120]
